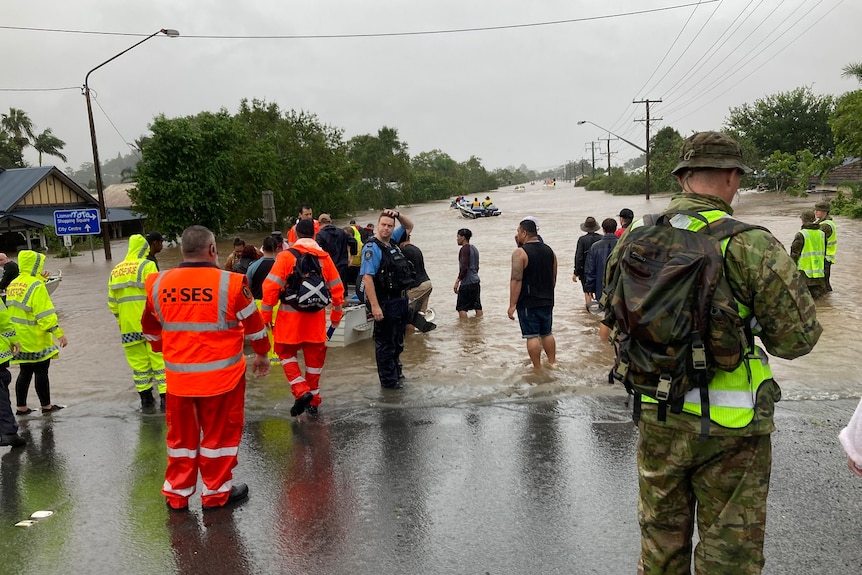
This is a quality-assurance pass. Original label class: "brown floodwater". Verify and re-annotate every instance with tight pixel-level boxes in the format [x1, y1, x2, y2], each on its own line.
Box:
[30, 184, 855, 415]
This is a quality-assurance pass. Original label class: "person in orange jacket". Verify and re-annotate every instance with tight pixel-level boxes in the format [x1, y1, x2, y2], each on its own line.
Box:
[286, 204, 321, 247]
[262, 218, 345, 416]
[142, 225, 270, 511]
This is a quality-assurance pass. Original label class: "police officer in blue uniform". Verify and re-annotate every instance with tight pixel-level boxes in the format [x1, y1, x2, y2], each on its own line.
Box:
[360, 209, 414, 389]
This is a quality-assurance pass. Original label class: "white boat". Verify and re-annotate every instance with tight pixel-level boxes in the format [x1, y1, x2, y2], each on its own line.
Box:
[45, 270, 62, 296]
[458, 204, 501, 219]
[325, 295, 437, 347]
[514, 185, 526, 192]
[1, 270, 62, 300]
[326, 300, 373, 348]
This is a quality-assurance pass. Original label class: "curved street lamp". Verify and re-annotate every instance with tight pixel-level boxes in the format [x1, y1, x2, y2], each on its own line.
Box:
[578, 119, 652, 199]
[83, 28, 180, 260]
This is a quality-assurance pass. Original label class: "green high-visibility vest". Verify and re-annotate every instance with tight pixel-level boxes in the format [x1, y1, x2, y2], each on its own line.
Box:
[798, 228, 825, 279]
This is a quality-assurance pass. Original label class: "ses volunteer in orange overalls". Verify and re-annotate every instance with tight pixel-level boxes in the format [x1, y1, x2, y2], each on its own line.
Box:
[142, 226, 270, 511]
[261, 218, 344, 417]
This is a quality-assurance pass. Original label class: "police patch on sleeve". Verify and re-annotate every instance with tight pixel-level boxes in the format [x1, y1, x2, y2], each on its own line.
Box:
[364, 249, 373, 260]
[242, 285, 253, 300]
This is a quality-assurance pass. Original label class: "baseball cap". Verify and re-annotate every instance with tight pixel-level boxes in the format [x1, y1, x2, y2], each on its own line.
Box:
[814, 200, 831, 212]
[801, 209, 816, 223]
[618, 209, 634, 220]
[671, 131, 752, 176]
[145, 231, 164, 243]
[318, 213, 332, 224]
[523, 216, 540, 231]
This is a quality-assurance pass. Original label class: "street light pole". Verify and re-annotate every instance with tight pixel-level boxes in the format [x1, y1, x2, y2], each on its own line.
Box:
[577, 119, 650, 196]
[83, 28, 179, 261]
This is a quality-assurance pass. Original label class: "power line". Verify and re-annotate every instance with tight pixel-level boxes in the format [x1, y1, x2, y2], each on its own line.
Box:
[660, 0, 764, 101]
[661, 0, 813, 116]
[0, 86, 78, 92]
[642, 0, 724, 97]
[0, 2, 720, 39]
[669, 0, 843, 123]
[632, 0, 707, 100]
[92, 94, 141, 158]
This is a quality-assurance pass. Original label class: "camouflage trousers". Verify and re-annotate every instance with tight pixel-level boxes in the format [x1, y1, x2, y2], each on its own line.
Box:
[637, 421, 772, 575]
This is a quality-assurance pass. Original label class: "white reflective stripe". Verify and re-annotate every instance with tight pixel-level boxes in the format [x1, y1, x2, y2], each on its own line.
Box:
[35, 309, 56, 320]
[306, 366, 322, 375]
[310, 389, 320, 396]
[265, 273, 285, 287]
[289, 376, 305, 385]
[326, 278, 342, 288]
[277, 306, 301, 314]
[235, 300, 257, 321]
[261, 303, 274, 312]
[167, 447, 198, 458]
[115, 295, 148, 304]
[246, 327, 268, 341]
[200, 445, 239, 458]
[332, 305, 343, 312]
[281, 357, 299, 365]
[110, 280, 146, 290]
[163, 480, 196, 497]
[166, 351, 243, 373]
[144, 333, 161, 342]
[683, 388, 755, 409]
[202, 480, 232, 496]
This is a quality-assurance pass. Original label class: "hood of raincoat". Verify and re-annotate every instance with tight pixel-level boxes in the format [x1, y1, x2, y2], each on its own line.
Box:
[17, 250, 45, 278]
[125, 234, 150, 261]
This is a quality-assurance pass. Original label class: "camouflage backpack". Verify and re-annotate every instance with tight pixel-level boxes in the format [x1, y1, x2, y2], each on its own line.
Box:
[600, 210, 761, 434]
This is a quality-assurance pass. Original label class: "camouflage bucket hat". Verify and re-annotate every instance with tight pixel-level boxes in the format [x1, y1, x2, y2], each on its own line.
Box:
[671, 131, 752, 175]
[801, 209, 816, 223]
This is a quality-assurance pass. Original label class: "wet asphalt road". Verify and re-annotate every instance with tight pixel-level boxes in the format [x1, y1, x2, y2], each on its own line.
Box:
[1, 393, 861, 575]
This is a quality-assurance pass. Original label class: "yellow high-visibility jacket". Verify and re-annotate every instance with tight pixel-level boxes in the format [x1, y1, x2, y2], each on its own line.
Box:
[6, 250, 63, 364]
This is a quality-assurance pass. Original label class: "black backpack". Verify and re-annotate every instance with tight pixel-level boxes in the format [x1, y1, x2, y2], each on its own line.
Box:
[280, 248, 331, 312]
[600, 210, 763, 437]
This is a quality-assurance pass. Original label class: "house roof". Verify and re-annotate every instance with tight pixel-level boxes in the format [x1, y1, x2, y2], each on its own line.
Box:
[0, 166, 96, 211]
[0, 166, 141, 230]
[822, 158, 862, 185]
[103, 182, 137, 208]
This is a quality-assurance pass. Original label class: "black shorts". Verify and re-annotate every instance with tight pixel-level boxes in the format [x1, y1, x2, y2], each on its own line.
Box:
[456, 282, 482, 311]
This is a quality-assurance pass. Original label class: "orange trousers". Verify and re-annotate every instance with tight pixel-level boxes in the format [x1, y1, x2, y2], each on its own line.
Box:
[163, 377, 245, 509]
[275, 342, 328, 407]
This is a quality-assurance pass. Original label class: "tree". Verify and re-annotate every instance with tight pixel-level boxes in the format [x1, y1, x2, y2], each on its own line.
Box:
[1, 108, 35, 154]
[842, 62, 862, 84]
[32, 128, 67, 166]
[412, 149, 465, 201]
[648, 126, 684, 194]
[132, 110, 243, 238]
[724, 86, 835, 164]
[830, 90, 862, 159]
[348, 127, 413, 208]
[0, 131, 24, 168]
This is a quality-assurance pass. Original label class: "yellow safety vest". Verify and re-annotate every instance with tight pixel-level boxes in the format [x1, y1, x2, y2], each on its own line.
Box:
[798, 228, 825, 279]
[822, 217, 837, 263]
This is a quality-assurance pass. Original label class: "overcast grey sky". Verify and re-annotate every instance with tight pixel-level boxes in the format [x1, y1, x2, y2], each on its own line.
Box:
[2, 0, 859, 173]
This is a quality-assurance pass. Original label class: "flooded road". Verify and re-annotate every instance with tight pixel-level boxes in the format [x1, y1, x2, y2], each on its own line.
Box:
[2, 184, 860, 575]
[25, 182, 857, 413]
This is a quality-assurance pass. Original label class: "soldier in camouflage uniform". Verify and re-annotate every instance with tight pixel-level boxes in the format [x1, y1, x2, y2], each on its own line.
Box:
[608, 132, 823, 574]
[814, 199, 836, 292]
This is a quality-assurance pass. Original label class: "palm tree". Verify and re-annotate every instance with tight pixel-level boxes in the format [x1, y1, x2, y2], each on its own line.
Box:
[32, 128, 67, 166]
[842, 62, 862, 84]
[0, 108, 36, 154]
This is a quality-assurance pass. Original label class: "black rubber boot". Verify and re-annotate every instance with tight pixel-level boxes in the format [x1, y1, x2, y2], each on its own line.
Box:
[139, 389, 156, 412]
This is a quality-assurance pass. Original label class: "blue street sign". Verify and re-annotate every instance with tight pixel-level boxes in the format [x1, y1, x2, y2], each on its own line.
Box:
[54, 208, 101, 235]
